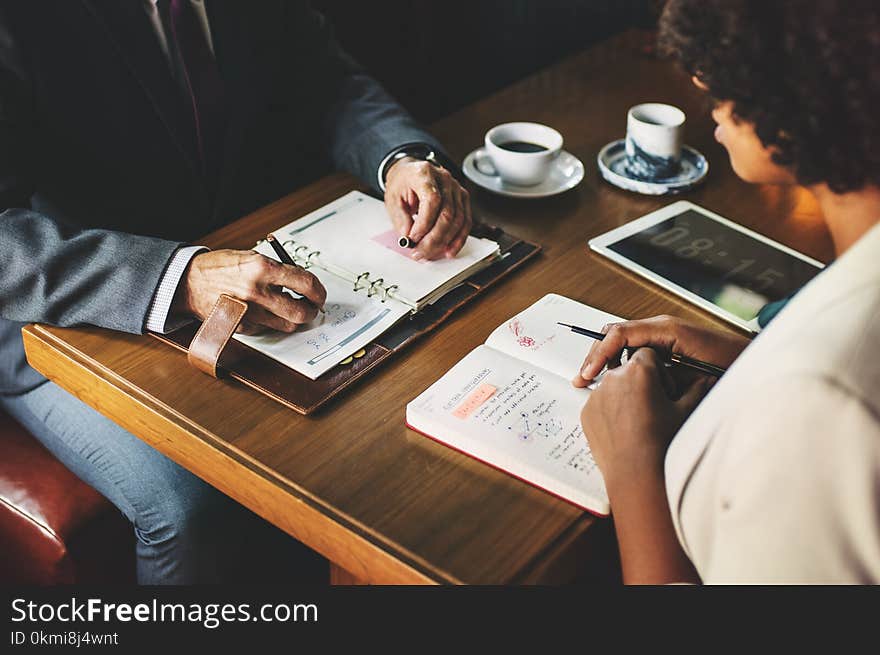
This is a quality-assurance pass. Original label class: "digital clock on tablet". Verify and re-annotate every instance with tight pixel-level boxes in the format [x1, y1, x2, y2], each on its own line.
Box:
[589, 201, 824, 333]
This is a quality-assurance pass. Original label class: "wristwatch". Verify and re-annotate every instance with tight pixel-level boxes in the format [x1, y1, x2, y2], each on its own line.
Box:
[377, 142, 461, 192]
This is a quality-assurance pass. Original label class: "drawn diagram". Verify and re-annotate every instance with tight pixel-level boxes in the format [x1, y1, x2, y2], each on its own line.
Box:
[507, 411, 565, 442]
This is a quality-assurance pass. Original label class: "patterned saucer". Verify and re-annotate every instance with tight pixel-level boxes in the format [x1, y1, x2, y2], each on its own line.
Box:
[597, 138, 708, 195]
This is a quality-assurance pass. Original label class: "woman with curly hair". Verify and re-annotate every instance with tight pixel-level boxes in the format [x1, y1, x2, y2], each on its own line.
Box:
[574, 0, 880, 583]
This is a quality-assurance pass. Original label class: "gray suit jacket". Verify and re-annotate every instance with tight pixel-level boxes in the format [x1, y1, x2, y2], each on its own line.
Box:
[0, 0, 443, 394]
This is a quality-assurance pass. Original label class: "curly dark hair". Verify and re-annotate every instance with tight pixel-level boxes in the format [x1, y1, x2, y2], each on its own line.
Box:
[659, 0, 880, 193]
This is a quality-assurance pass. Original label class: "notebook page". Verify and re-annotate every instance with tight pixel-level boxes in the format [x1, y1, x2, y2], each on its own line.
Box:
[271, 191, 499, 306]
[406, 345, 609, 514]
[233, 251, 409, 380]
[485, 294, 622, 380]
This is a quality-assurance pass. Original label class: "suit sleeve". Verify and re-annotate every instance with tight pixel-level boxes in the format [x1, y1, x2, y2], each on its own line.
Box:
[0, 10, 182, 334]
[289, 4, 450, 190]
[700, 374, 880, 583]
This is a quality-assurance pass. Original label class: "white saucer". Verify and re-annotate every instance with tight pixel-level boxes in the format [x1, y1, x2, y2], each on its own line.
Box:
[462, 148, 584, 198]
[597, 139, 708, 195]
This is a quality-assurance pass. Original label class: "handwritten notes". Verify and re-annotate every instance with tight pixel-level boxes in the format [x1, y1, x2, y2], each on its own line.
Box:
[457, 368, 597, 477]
[409, 345, 605, 510]
[407, 295, 620, 513]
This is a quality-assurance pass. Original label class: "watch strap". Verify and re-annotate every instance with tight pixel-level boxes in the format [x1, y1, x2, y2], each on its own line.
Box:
[378, 142, 463, 191]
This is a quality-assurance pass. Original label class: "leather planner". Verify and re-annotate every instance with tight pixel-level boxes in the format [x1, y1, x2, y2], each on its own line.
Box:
[151, 223, 541, 414]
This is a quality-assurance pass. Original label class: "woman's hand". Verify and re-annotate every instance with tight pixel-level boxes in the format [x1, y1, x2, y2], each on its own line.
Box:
[580, 348, 712, 490]
[573, 314, 749, 388]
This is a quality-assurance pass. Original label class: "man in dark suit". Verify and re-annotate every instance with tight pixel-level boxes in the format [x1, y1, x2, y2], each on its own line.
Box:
[0, 0, 472, 583]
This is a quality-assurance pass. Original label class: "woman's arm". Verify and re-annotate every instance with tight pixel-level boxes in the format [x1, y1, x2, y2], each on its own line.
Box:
[579, 347, 711, 584]
[607, 465, 699, 584]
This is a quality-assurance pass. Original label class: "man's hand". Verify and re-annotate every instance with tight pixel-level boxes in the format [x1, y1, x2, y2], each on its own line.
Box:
[384, 156, 472, 261]
[173, 249, 326, 335]
[573, 315, 749, 388]
[580, 348, 712, 491]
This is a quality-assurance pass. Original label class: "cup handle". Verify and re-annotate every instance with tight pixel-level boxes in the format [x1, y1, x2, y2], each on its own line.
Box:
[473, 148, 498, 177]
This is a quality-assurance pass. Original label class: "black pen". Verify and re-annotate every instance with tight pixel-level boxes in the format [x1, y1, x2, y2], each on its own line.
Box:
[265, 234, 325, 314]
[557, 322, 726, 378]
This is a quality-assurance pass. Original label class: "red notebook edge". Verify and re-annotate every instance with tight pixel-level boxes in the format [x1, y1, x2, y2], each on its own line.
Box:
[405, 421, 610, 519]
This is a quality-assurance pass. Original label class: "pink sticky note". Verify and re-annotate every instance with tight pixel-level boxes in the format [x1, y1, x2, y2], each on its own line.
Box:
[452, 384, 497, 419]
[371, 229, 415, 257]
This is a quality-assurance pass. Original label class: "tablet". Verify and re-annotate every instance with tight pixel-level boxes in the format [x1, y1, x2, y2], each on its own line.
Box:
[589, 201, 824, 333]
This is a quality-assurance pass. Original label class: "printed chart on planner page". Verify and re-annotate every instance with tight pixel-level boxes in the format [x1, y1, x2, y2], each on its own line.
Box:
[485, 294, 622, 380]
[233, 265, 409, 380]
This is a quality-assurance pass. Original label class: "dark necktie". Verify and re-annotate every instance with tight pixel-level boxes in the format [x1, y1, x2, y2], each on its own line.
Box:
[167, 0, 225, 182]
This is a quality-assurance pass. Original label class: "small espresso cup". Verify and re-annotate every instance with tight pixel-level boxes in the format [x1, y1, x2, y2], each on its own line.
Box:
[474, 122, 563, 186]
[624, 103, 685, 180]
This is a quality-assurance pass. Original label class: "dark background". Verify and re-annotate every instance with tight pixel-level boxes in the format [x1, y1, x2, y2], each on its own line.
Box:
[315, 1, 659, 124]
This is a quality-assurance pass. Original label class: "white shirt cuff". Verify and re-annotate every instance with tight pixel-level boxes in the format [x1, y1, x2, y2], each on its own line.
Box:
[145, 245, 207, 333]
[377, 149, 398, 193]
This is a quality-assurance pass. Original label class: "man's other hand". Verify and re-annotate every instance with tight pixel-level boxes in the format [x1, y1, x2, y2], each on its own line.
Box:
[384, 156, 472, 261]
[173, 250, 327, 335]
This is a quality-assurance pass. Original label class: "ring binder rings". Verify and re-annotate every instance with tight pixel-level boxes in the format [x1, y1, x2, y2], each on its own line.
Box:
[353, 270, 369, 291]
[274, 237, 420, 311]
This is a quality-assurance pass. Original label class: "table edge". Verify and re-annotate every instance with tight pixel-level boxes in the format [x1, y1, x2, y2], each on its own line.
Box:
[22, 323, 456, 585]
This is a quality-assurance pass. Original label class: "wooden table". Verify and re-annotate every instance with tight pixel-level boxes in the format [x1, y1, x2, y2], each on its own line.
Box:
[21, 31, 833, 584]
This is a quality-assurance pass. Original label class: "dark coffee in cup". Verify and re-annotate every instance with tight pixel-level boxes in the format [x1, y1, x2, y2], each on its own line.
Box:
[497, 140, 548, 153]
[475, 122, 564, 186]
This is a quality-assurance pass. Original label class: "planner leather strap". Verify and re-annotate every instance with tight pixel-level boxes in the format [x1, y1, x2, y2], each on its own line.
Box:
[187, 294, 248, 378]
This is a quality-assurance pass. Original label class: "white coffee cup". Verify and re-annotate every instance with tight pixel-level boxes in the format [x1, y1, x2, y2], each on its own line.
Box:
[624, 103, 685, 180]
[473, 122, 563, 186]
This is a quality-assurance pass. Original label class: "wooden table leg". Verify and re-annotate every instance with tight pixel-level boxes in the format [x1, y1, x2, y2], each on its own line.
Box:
[330, 563, 368, 585]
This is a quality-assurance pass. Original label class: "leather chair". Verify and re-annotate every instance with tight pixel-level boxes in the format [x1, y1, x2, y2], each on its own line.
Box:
[0, 409, 134, 584]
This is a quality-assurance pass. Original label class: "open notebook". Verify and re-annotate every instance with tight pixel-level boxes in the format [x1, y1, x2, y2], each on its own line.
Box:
[406, 294, 622, 515]
[235, 191, 500, 379]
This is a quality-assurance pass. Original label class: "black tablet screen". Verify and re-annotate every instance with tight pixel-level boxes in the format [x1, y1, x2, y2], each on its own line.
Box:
[607, 209, 822, 321]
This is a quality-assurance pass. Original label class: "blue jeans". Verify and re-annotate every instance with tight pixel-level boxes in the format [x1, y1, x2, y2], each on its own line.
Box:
[1, 381, 266, 584]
